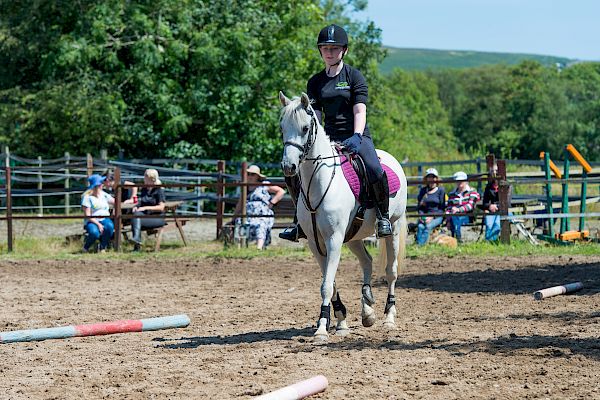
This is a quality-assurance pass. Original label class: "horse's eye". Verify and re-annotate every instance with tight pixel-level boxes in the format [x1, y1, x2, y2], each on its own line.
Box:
[302, 125, 309, 134]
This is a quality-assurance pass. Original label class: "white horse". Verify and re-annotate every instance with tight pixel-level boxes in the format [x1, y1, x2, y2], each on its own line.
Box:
[279, 92, 407, 340]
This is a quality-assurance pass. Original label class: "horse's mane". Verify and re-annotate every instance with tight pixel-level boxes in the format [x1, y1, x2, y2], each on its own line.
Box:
[280, 97, 310, 130]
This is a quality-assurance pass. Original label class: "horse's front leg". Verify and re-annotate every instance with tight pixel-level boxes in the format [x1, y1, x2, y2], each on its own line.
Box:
[346, 241, 376, 327]
[312, 233, 345, 341]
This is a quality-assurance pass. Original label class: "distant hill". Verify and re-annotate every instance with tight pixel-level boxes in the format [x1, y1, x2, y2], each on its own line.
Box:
[379, 47, 574, 73]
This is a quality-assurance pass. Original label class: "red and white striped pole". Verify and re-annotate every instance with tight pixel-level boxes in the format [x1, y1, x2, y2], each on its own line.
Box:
[0, 314, 190, 344]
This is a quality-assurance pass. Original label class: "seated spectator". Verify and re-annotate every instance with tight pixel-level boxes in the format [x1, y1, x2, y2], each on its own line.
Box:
[445, 171, 480, 242]
[483, 178, 501, 241]
[81, 174, 115, 252]
[129, 169, 166, 251]
[102, 170, 138, 205]
[233, 165, 285, 250]
[415, 168, 446, 245]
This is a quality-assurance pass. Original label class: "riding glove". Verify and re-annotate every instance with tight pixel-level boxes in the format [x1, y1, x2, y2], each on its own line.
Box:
[343, 132, 362, 153]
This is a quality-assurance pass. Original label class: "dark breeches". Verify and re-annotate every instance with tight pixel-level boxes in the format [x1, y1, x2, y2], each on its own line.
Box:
[356, 135, 384, 184]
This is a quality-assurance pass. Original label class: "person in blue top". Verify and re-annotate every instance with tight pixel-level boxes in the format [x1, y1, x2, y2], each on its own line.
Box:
[233, 165, 285, 250]
[81, 174, 115, 252]
[280, 24, 392, 242]
[415, 168, 446, 245]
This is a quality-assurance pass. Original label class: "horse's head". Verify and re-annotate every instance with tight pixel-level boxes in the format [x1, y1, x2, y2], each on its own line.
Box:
[279, 91, 317, 177]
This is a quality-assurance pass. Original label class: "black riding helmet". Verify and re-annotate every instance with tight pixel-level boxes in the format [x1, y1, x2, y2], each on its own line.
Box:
[317, 24, 348, 47]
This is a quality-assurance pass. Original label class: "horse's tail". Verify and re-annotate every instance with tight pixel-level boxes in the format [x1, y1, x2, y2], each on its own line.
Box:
[397, 213, 407, 272]
[378, 213, 407, 275]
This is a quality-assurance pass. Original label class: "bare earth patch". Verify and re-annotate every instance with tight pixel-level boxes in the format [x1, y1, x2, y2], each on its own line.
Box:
[1, 254, 599, 399]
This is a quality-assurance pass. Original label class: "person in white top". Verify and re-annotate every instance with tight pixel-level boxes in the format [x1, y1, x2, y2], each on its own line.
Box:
[81, 174, 115, 252]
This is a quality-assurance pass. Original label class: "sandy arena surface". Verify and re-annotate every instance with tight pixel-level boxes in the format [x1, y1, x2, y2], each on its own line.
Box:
[1, 253, 600, 399]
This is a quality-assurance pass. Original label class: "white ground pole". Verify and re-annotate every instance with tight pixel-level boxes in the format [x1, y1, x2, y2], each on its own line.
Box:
[256, 375, 328, 400]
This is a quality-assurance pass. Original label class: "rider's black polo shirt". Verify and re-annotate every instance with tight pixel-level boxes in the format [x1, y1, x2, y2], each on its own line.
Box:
[307, 63, 370, 142]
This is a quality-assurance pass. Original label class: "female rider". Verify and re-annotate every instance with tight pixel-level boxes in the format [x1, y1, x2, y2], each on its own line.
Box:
[280, 24, 392, 241]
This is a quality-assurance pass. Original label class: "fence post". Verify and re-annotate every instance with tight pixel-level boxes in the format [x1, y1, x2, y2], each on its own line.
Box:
[64, 152, 70, 215]
[4, 146, 9, 168]
[476, 157, 482, 193]
[542, 152, 555, 237]
[216, 160, 225, 239]
[86, 153, 93, 177]
[240, 162, 248, 248]
[6, 166, 13, 252]
[113, 167, 122, 251]
[37, 156, 43, 216]
[560, 147, 570, 234]
[498, 159, 510, 244]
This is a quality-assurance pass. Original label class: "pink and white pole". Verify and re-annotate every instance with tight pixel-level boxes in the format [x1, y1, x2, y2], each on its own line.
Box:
[256, 375, 328, 400]
[534, 282, 583, 300]
[0, 314, 190, 344]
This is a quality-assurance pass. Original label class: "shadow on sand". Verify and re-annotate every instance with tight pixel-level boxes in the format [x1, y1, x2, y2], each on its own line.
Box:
[376, 261, 600, 296]
[154, 326, 313, 349]
[292, 333, 600, 361]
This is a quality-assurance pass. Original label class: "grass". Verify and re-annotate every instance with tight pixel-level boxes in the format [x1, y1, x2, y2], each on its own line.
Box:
[0, 237, 597, 262]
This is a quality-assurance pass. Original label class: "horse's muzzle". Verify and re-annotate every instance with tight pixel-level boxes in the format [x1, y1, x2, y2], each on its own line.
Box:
[281, 161, 297, 177]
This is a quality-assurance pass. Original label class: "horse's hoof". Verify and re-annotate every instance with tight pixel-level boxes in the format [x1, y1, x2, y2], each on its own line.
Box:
[313, 334, 329, 342]
[362, 314, 377, 327]
[383, 321, 397, 330]
[336, 328, 351, 337]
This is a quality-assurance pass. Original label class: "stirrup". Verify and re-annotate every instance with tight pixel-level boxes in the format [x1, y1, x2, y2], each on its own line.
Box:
[376, 218, 393, 238]
[279, 224, 306, 242]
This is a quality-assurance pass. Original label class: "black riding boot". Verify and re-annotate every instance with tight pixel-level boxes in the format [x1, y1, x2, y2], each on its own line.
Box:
[278, 176, 306, 242]
[372, 172, 392, 237]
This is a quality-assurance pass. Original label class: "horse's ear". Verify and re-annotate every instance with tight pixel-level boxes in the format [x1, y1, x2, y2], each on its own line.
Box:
[279, 91, 290, 106]
[300, 92, 310, 109]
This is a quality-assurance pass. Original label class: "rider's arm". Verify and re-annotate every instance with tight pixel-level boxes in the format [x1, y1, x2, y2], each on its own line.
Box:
[353, 103, 367, 135]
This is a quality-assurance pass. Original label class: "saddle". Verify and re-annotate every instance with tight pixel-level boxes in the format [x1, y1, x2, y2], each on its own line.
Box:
[336, 146, 401, 242]
[338, 148, 374, 208]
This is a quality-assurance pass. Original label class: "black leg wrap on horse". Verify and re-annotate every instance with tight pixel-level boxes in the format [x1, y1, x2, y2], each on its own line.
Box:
[384, 294, 396, 314]
[318, 305, 331, 331]
[332, 294, 347, 319]
[362, 284, 375, 306]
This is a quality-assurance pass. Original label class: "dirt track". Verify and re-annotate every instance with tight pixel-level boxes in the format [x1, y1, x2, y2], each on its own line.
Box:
[1, 254, 600, 399]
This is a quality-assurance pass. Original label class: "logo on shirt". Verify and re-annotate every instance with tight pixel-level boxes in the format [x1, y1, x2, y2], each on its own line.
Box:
[335, 81, 350, 90]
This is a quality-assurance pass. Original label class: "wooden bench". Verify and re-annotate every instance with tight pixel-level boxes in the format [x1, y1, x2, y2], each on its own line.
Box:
[121, 201, 190, 251]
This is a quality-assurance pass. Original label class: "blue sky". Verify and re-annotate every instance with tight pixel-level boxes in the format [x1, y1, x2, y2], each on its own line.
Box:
[355, 0, 599, 60]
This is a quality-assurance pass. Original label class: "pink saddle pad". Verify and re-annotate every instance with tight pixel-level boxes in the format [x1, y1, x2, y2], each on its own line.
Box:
[339, 154, 401, 199]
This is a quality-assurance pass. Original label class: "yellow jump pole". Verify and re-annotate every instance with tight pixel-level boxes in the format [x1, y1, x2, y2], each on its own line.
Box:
[565, 144, 591, 231]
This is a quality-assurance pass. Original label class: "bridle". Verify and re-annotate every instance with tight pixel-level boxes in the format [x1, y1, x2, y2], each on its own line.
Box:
[282, 107, 318, 164]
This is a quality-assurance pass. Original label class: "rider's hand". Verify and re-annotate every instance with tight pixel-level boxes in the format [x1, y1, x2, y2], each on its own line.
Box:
[342, 133, 362, 153]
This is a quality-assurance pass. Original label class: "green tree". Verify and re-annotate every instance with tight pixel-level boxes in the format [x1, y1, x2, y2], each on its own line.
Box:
[370, 69, 457, 162]
[0, 0, 385, 161]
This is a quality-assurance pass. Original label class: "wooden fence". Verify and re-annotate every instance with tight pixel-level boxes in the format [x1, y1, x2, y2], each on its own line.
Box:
[1, 149, 599, 252]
